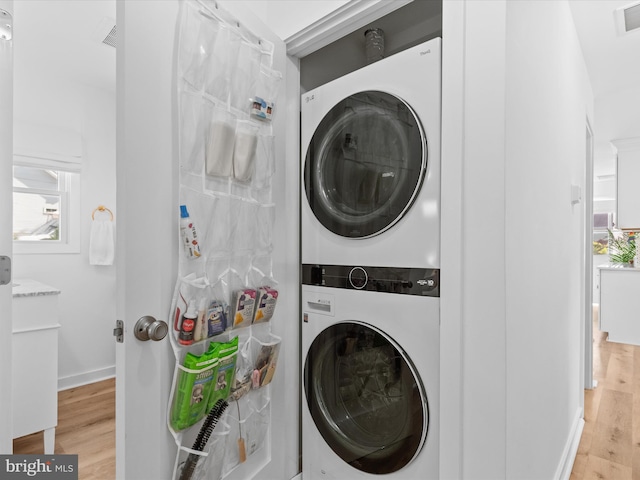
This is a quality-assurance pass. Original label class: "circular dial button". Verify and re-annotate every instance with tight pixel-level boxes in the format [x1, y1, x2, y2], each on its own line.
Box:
[349, 267, 368, 289]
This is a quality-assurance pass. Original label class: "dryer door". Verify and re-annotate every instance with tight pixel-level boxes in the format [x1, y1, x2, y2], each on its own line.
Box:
[304, 91, 427, 238]
[304, 321, 429, 474]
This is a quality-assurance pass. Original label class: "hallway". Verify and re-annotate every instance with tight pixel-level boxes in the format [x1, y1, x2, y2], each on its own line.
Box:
[571, 306, 640, 479]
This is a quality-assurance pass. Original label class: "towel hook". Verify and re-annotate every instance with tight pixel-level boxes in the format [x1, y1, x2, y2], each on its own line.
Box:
[91, 205, 114, 221]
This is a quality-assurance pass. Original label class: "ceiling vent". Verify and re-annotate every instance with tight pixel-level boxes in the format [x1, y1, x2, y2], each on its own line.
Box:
[615, 2, 640, 35]
[102, 25, 116, 48]
[94, 17, 116, 49]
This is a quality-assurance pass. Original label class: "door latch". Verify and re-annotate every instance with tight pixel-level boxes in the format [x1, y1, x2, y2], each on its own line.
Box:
[113, 320, 124, 343]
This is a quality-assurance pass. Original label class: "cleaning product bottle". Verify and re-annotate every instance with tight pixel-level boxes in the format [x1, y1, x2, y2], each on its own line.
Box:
[180, 205, 201, 259]
[193, 297, 207, 342]
[179, 303, 197, 346]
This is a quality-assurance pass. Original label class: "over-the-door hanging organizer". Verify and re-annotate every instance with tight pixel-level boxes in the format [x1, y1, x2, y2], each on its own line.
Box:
[168, 1, 283, 479]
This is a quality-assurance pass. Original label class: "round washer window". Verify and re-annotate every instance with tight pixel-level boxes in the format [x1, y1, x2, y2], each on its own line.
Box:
[304, 91, 427, 238]
[304, 321, 429, 474]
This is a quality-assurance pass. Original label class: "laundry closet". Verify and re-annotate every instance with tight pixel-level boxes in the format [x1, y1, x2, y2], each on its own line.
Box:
[298, 2, 442, 479]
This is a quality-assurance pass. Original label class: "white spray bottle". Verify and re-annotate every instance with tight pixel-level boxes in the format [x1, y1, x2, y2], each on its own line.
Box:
[180, 205, 201, 259]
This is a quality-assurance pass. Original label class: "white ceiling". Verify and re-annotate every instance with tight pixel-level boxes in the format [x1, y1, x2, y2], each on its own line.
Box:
[569, 0, 640, 98]
[14, 0, 116, 92]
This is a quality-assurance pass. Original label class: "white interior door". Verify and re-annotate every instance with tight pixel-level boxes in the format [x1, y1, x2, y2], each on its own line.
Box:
[116, 1, 299, 478]
[0, 0, 13, 455]
[115, 1, 180, 478]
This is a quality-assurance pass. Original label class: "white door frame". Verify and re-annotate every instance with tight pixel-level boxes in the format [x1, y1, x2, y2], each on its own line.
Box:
[583, 119, 595, 391]
[0, 0, 13, 455]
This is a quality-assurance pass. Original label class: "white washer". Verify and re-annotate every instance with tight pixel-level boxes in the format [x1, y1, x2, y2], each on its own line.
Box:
[301, 38, 441, 269]
[302, 265, 439, 479]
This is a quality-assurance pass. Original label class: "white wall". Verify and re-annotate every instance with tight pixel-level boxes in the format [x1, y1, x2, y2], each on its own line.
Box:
[441, 0, 592, 478]
[457, 1, 508, 476]
[12, 76, 116, 389]
[503, 1, 592, 478]
[594, 84, 640, 178]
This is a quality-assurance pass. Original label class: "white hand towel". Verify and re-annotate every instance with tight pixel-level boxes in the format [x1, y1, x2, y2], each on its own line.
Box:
[90, 220, 115, 266]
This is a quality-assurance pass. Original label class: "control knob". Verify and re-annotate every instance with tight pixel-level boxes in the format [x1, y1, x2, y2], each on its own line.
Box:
[349, 267, 368, 289]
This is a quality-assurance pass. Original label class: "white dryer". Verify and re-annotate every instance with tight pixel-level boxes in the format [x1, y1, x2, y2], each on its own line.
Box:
[301, 265, 439, 479]
[301, 38, 441, 269]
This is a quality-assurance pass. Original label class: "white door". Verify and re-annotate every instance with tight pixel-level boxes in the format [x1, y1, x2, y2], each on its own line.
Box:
[116, 2, 299, 479]
[0, 0, 13, 455]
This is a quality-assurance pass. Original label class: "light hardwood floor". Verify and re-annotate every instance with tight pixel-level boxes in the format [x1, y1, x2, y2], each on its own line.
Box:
[571, 307, 640, 480]
[12, 377, 116, 480]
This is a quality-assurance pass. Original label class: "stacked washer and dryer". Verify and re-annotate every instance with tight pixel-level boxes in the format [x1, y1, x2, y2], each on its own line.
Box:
[300, 37, 442, 479]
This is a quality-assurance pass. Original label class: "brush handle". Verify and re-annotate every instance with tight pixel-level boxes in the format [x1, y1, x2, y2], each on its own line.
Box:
[238, 438, 247, 463]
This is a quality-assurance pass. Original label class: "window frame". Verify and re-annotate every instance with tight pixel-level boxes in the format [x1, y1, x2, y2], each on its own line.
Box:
[13, 158, 81, 255]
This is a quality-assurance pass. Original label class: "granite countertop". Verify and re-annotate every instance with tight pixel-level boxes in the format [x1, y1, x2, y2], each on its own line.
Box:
[598, 263, 640, 271]
[12, 278, 61, 297]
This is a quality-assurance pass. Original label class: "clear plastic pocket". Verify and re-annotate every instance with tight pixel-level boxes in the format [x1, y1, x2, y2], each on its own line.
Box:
[245, 399, 269, 457]
[255, 203, 275, 252]
[172, 419, 230, 480]
[250, 333, 281, 388]
[178, 1, 219, 91]
[205, 24, 241, 102]
[233, 121, 260, 183]
[179, 92, 207, 179]
[253, 134, 275, 189]
[206, 106, 236, 178]
[229, 200, 259, 252]
[230, 41, 261, 113]
[250, 66, 282, 122]
[223, 395, 271, 476]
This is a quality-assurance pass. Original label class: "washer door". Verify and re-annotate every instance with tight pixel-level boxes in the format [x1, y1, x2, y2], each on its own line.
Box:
[304, 321, 429, 474]
[304, 91, 427, 238]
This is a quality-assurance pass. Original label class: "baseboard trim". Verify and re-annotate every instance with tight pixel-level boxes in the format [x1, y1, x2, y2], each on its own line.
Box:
[555, 408, 584, 480]
[58, 365, 115, 391]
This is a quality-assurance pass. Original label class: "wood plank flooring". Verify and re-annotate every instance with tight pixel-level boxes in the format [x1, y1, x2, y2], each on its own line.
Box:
[571, 306, 640, 480]
[12, 378, 116, 480]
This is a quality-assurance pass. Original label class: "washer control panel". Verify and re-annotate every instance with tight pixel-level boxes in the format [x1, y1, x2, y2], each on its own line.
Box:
[302, 264, 440, 297]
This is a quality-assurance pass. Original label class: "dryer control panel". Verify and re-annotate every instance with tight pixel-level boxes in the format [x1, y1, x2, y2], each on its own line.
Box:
[302, 264, 439, 297]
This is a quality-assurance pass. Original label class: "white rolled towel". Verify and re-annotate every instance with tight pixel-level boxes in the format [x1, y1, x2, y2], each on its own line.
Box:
[89, 220, 115, 266]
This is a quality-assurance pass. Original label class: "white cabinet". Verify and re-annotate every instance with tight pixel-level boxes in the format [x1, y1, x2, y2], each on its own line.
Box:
[599, 267, 640, 345]
[612, 137, 640, 231]
[12, 280, 60, 454]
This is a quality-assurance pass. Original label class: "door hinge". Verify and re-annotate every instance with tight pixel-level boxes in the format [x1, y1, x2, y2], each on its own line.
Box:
[0, 256, 11, 286]
[113, 320, 124, 343]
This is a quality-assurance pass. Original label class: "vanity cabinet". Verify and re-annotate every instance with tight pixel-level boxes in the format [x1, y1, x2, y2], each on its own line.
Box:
[599, 266, 640, 345]
[612, 137, 640, 231]
[12, 280, 60, 454]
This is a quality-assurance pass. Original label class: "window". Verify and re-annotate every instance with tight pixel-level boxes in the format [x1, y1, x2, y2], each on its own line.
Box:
[13, 163, 80, 254]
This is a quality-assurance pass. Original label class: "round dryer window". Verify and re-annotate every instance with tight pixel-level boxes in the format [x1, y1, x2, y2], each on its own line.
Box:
[304, 321, 429, 474]
[304, 91, 427, 238]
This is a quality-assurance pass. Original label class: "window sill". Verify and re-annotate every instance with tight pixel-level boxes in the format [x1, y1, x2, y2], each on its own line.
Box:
[13, 240, 80, 255]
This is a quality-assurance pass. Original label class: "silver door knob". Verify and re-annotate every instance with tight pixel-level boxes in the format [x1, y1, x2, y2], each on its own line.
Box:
[134, 316, 168, 342]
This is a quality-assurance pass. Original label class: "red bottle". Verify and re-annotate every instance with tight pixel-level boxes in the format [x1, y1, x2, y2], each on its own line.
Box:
[178, 304, 197, 345]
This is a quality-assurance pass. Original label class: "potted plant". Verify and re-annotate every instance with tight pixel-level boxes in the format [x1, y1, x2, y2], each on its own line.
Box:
[607, 229, 636, 264]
